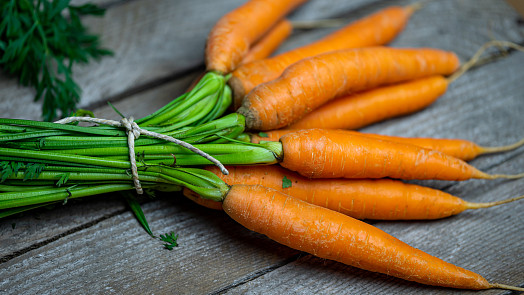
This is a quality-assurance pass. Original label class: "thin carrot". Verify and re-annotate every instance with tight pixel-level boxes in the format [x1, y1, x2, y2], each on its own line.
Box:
[205, 0, 307, 74]
[278, 128, 523, 180]
[223, 184, 523, 291]
[188, 20, 292, 93]
[229, 4, 420, 107]
[287, 75, 448, 130]
[183, 187, 224, 210]
[237, 47, 460, 130]
[206, 165, 523, 220]
[249, 129, 524, 161]
[241, 19, 293, 65]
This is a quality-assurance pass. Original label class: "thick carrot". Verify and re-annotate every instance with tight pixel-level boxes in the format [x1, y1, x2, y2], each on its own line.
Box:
[250, 129, 524, 161]
[279, 129, 523, 180]
[206, 165, 523, 219]
[241, 19, 293, 65]
[229, 4, 419, 107]
[237, 47, 460, 130]
[223, 184, 522, 290]
[205, 0, 307, 74]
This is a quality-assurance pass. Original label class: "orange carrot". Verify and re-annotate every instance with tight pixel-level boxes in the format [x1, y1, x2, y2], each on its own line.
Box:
[249, 129, 524, 161]
[278, 129, 522, 180]
[205, 0, 307, 74]
[223, 184, 522, 291]
[229, 4, 419, 107]
[183, 187, 224, 210]
[288, 75, 448, 130]
[206, 165, 523, 220]
[241, 19, 293, 65]
[237, 47, 460, 130]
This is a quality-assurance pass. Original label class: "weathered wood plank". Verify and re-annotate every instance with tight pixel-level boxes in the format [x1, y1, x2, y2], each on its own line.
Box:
[0, 196, 299, 295]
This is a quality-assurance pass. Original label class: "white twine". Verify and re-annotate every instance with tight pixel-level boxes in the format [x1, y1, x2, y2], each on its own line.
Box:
[54, 116, 229, 194]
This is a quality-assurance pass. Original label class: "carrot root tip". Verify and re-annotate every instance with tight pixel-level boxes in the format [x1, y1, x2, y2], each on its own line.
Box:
[489, 283, 524, 291]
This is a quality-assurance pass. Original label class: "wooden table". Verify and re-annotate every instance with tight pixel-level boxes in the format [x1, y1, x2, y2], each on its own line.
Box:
[1, 0, 523, 294]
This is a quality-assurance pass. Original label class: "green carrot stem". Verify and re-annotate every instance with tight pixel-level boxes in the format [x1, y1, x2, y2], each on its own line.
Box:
[0, 118, 125, 136]
[0, 203, 57, 218]
[135, 93, 188, 125]
[0, 147, 138, 169]
[0, 184, 139, 209]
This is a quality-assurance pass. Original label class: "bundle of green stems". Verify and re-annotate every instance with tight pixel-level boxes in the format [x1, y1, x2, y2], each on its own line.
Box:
[0, 72, 280, 218]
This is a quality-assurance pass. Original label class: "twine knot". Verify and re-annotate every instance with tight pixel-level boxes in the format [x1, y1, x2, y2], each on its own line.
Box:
[55, 116, 228, 195]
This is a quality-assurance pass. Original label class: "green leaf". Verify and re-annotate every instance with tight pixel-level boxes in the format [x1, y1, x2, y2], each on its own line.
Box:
[282, 176, 292, 189]
[159, 232, 179, 250]
[55, 172, 70, 187]
[258, 132, 268, 137]
[23, 163, 46, 181]
[0, 0, 113, 121]
[122, 192, 153, 236]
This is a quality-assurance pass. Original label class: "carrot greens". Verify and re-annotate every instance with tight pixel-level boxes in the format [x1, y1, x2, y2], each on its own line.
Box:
[0, 0, 113, 121]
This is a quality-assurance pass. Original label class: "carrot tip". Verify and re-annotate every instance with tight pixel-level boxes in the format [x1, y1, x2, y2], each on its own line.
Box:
[489, 283, 524, 291]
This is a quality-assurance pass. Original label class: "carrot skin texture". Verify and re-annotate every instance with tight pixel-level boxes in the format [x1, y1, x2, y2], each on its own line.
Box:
[205, 0, 307, 73]
[230, 5, 416, 107]
[238, 47, 460, 130]
[207, 165, 468, 220]
[250, 129, 484, 162]
[288, 75, 448, 130]
[223, 184, 491, 289]
[241, 19, 293, 65]
[279, 129, 487, 180]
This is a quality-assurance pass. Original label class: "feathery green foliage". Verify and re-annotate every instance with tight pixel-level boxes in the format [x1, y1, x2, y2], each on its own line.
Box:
[0, 0, 113, 121]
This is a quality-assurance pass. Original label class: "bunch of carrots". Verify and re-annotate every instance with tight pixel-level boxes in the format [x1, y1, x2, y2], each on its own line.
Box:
[1, 0, 523, 292]
[198, 0, 524, 291]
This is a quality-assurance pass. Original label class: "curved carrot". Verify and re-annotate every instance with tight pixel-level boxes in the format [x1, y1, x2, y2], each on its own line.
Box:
[223, 184, 522, 290]
[241, 19, 293, 65]
[229, 4, 418, 107]
[206, 165, 523, 220]
[288, 75, 448, 130]
[249, 130, 524, 161]
[205, 0, 307, 74]
[237, 47, 460, 130]
[279, 129, 522, 180]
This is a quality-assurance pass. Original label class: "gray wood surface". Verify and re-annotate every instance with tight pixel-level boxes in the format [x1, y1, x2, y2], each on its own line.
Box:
[1, 0, 523, 294]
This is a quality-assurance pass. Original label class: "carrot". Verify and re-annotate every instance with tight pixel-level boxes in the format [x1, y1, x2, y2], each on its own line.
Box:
[229, 4, 420, 108]
[183, 187, 224, 210]
[278, 128, 523, 180]
[205, 0, 307, 74]
[237, 47, 460, 130]
[249, 129, 524, 161]
[286, 41, 524, 131]
[223, 184, 523, 291]
[188, 20, 292, 93]
[287, 75, 448, 130]
[241, 19, 293, 65]
[205, 165, 523, 220]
